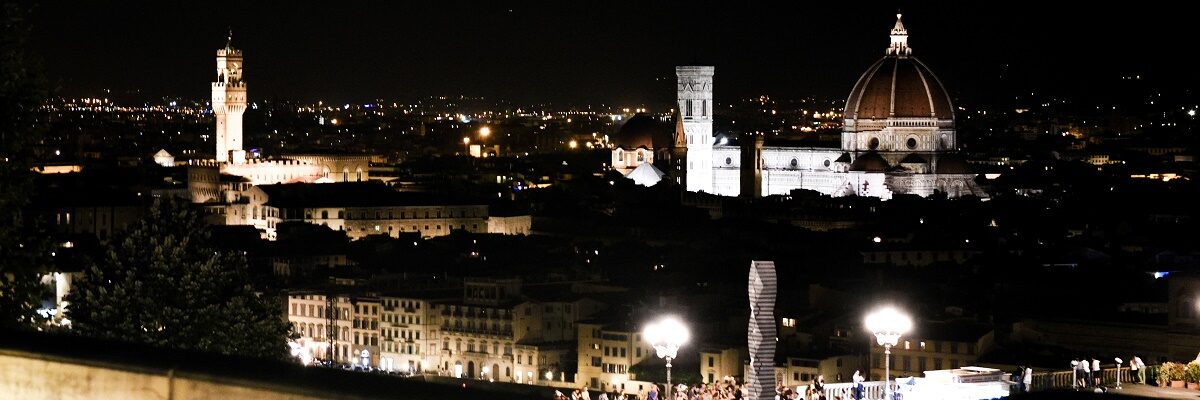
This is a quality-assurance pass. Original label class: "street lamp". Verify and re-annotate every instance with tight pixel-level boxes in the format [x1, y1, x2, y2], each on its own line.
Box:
[644, 316, 689, 400]
[865, 306, 912, 400]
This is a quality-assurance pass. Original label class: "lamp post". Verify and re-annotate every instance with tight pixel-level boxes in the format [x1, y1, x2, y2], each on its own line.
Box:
[644, 316, 689, 400]
[865, 306, 912, 400]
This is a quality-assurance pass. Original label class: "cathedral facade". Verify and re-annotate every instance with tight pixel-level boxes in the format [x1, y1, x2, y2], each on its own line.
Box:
[613, 14, 986, 199]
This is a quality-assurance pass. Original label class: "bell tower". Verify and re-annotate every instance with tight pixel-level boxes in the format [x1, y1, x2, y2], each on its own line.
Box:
[213, 30, 247, 164]
[676, 66, 714, 193]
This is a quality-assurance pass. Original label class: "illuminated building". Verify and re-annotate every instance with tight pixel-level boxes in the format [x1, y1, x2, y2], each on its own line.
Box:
[285, 279, 599, 383]
[199, 33, 371, 186]
[213, 31, 246, 164]
[684, 14, 987, 199]
[868, 323, 990, 381]
[575, 318, 658, 395]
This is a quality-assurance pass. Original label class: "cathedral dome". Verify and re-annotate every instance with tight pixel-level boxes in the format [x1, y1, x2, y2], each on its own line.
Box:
[844, 15, 953, 121]
[613, 113, 671, 149]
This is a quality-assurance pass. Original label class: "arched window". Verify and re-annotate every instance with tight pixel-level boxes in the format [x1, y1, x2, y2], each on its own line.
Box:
[906, 137, 918, 150]
[789, 158, 798, 168]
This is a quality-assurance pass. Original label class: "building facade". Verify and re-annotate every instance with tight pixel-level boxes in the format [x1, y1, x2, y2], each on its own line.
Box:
[576, 321, 656, 395]
[618, 15, 987, 200]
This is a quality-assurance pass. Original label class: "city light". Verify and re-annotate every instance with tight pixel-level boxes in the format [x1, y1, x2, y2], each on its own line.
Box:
[644, 316, 689, 399]
[479, 126, 491, 138]
[866, 306, 912, 400]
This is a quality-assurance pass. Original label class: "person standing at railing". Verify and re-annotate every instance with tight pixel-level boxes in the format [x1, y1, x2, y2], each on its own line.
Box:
[852, 371, 864, 400]
[1092, 358, 1101, 387]
[1023, 367, 1032, 392]
[1080, 358, 1091, 388]
[1132, 356, 1146, 384]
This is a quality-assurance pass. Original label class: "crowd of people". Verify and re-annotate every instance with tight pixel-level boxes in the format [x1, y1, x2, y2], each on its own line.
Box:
[552, 356, 1158, 400]
[1068, 356, 1146, 390]
[554, 376, 747, 400]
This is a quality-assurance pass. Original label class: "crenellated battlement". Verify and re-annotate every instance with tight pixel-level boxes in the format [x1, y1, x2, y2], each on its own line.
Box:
[211, 82, 246, 89]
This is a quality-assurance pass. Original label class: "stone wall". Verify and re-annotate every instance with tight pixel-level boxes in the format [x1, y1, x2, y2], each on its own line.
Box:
[0, 351, 327, 400]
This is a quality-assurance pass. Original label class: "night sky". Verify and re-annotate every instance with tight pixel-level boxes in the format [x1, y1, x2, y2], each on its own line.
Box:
[30, 2, 1197, 106]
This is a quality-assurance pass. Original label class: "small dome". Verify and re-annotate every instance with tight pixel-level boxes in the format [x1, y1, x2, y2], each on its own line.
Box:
[850, 152, 890, 172]
[899, 153, 927, 164]
[613, 114, 671, 149]
[935, 156, 974, 174]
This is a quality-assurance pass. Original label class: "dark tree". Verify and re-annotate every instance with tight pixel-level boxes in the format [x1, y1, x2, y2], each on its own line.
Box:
[0, 1, 51, 329]
[66, 198, 291, 360]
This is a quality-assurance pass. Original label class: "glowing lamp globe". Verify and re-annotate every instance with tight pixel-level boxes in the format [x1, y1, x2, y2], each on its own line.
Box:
[643, 317, 689, 360]
[865, 306, 912, 347]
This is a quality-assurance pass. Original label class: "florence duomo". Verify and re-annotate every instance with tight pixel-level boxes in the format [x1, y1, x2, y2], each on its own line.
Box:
[612, 14, 984, 199]
[6, 3, 1199, 400]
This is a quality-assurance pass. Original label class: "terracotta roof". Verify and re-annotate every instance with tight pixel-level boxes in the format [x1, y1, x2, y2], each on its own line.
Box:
[612, 113, 672, 150]
[845, 57, 953, 120]
[850, 152, 890, 172]
[900, 153, 928, 164]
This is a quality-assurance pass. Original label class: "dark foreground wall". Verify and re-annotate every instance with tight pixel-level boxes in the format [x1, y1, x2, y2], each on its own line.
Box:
[0, 330, 531, 400]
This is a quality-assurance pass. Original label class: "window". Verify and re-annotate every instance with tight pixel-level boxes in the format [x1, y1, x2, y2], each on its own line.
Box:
[702, 99, 707, 117]
[869, 137, 880, 150]
[918, 357, 927, 371]
[725, 157, 732, 166]
[636, 347, 641, 357]
[906, 137, 918, 149]
[686, 100, 693, 117]
[591, 357, 601, 367]
[790, 158, 798, 168]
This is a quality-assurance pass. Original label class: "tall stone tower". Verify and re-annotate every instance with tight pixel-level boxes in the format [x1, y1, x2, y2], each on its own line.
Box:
[747, 260, 777, 400]
[676, 66, 714, 193]
[213, 31, 247, 164]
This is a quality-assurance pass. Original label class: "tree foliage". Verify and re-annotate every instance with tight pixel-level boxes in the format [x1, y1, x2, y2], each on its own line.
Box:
[66, 198, 291, 360]
[0, 1, 51, 329]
